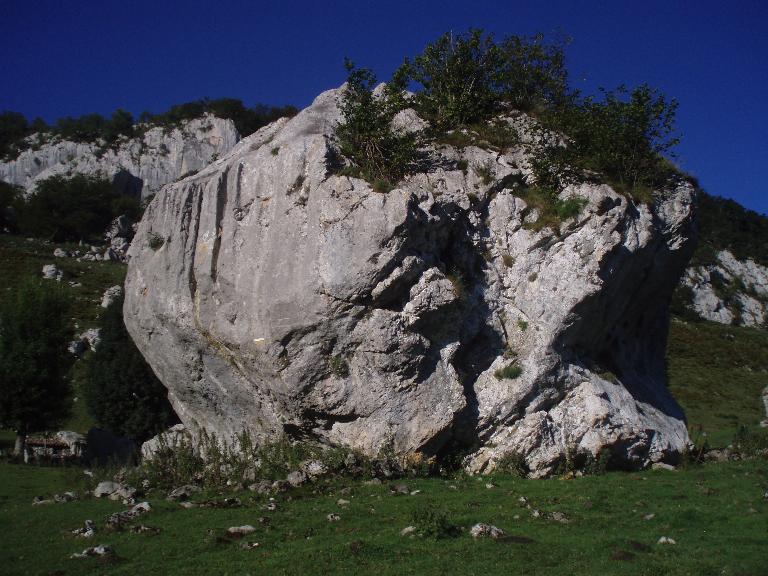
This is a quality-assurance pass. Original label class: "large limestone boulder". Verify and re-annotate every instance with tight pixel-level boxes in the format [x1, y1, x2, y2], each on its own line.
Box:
[0, 114, 239, 200]
[125, 86, 696, 476]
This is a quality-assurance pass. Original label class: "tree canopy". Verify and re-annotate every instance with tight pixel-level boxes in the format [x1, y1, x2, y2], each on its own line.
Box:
[84, 295, 177, 443]
[14, 174, 140, 242]
[0, 277, 73, 453]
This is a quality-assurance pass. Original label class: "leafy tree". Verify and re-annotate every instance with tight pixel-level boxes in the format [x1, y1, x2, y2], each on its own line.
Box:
[84, 295, 177, 442]
[497, 33, 569, 112]
[528, 84, 680, 198]
[0, 277, 73, 454]
[16, 174, 139, 242]
[0, 111, 32, 159]
[0, 180, 23, 231]
[573, 85, 679, 190]
[405, 29, 503, 129]
[692, 191, 768, 267]
[104, 108, 135, 142]
[335, 59, 420, 188]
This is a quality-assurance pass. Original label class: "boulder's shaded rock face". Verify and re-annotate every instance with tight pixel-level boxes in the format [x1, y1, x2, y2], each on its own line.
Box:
[125, 87, 696, 476]
[683, 251, 768, 327]
[0, 115, 239, 199]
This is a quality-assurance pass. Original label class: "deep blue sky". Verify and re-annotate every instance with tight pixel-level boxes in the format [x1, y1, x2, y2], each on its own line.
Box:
[2, 0, 766, 214]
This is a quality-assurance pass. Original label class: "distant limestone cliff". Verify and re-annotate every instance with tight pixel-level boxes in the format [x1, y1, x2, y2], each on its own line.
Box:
[0, 114, 239, 199]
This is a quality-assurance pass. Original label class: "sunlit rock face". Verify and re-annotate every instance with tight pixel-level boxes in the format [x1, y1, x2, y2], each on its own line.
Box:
[0, 114, 239, 199]
[682, 250, 768, 327]
[125, 86, 696, 476]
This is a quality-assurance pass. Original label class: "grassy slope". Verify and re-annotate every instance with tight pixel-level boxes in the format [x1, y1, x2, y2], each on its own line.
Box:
[0, 460, 766, 576]
[0, 235, 126, 434]
[667, 318, 768, 447]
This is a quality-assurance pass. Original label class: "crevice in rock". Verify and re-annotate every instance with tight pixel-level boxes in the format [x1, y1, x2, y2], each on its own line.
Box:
[210, 166, 230, 283]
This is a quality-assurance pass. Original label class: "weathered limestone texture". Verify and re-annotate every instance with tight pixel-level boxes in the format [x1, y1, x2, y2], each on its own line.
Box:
[125, 87, 696, 476]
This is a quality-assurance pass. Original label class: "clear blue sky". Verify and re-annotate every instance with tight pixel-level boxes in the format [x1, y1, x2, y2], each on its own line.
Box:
[2, 0, 766, 214]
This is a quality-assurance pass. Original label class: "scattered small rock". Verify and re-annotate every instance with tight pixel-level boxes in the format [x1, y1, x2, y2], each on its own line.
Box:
[72, 520, 96, 538]
[651, 463, 677, 472]
[400, 526, 416, 536]
[106, 501, 151, 527]
[240, 541, 260, 549]
[389, 483, 409, 495]
[248, 480, 272, 495]
[179, 501, 196, 509]
[301, 459, 328, 477]
[167, 485, 201, 502]
[327, 513, 341, 522]
[337, 498, 350, 507]
[53, 248, 68, 258]
[95, 481, 124, 499]
[42, 264, 63, 281]
[530, 509, 541, 518]
[227, 525, 256, 537]
[485, 483, 497, 489]
[643, 513, 655, 521]
[363, 478, 382, 486]
[70, 544, 114, 559]
[100, 285, 124, 308]
[32, 496, 53, 506]
[550, 511, 569, 523]
[470, 523, 506, 539]
[657, 536, 677, 545]
[286, 470, 307, 487]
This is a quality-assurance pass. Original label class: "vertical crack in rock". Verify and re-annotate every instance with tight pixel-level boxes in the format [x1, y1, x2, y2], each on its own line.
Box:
[210, 167, 230, 283]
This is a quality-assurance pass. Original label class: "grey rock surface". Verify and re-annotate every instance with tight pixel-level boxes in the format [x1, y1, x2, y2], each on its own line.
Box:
[41, 264, 62, 281]
[682, 250, 768, 327]
[101, 286, 123, 308]
[125, 86, 696, 476]
[0, 114, 239, 199]
[141, 424, 190, 459]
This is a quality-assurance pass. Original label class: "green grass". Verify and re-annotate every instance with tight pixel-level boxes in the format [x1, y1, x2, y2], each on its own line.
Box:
[666, 318, 768, 447]
[0, 235, 126, 328]
[0, 459, 766, 575]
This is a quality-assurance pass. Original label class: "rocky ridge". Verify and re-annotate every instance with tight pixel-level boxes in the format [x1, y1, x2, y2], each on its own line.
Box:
[0, 114, 239, 199]
[125, 86, 697, 476]
[682, 250, 768, 327]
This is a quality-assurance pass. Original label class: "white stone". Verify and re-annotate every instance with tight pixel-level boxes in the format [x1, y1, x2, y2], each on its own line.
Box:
[101, 285, 123, 308]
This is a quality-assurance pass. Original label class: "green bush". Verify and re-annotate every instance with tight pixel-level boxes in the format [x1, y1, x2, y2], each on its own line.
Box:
[405, 29, 502, 129]
[555, 195, 587, 220]
[494, 364, 522, 379]
[335, 60, 420, 188]
[329, 355, 349, 378]
[410, 500, 461, 538]
[497, 33, 569, 112]
[495, 450, 529, 477]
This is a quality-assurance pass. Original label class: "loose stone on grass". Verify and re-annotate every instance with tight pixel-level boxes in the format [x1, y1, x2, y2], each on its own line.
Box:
[470, 523, 506, 539]
[70, 545, 114, 559]
[72, 520, 96, 538]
